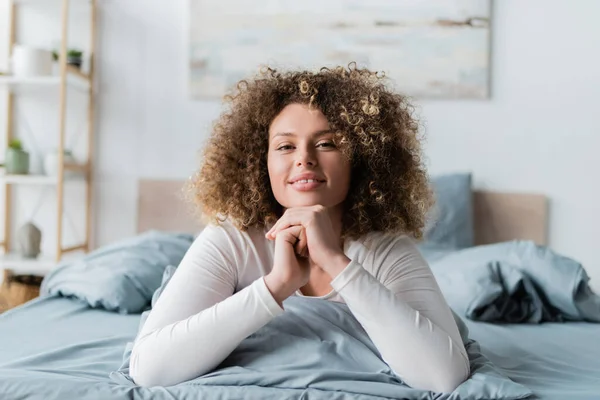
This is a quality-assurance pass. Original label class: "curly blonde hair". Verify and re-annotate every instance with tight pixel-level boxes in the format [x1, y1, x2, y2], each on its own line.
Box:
[186, 63, 433, 240]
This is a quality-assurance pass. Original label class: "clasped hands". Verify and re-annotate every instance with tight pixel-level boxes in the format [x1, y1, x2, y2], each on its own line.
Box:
[265, 205, 350, 278]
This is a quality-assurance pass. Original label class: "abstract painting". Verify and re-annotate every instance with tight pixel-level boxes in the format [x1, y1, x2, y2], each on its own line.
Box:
[189, 0, 491, 99]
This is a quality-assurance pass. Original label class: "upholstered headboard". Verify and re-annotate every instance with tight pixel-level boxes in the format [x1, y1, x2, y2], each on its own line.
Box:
[472, 190, 547, 245]
[137, 179, 548, 245]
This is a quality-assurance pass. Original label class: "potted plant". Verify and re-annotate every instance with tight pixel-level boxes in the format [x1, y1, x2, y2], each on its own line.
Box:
[67, 49, 83, 69]
[5, 139, 30, 175]
[51, 49, 84, 69]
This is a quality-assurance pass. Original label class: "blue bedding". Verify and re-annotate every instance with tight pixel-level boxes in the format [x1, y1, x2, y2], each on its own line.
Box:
[423, 241, 600, 323]
[464, 319, 600, 400]
[0, 296, 139, 400]
[1, 232, 599, 399]
[0, 293, 530, 400]
[1, 293, 598, 400]
[111, 295, 532, 400]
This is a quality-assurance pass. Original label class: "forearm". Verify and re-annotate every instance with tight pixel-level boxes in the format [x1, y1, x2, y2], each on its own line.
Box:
[330, 261, 470, 393]
[130, 278, 283, 387]
[264, 273, 300, 307]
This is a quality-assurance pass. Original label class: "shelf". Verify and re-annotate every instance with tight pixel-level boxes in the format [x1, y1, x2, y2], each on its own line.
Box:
[65, 65, 91, 81]
[0, 241, 86, 275]
[0, 67, 91, 93]
[12, 0, 92, 7]
[0, 169, 87, 185]
[0, 252, 58, 275]
[1, 174, 58, 185]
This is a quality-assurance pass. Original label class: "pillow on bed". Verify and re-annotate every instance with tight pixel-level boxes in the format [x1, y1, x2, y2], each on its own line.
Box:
[40, 231, 193, 314]
[424, 173, 474, 249]
[150, 264, 177, 307]
[430, 240, 600, 323]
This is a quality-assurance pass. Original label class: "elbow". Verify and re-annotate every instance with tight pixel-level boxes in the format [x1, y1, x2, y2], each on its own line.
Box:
[130, 345, 179, 388]
[130, 348, 161, 388]
[130, 368, 158, 388]
[130, 368, 154, 388]
[429, 360, 470, 393]
[399, 355, 470, 393]
[431, 370, 469, 393]
[129, 342, 213, 388]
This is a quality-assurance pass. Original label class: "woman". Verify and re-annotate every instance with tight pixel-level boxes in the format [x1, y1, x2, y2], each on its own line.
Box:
[130, 64, 470, 392]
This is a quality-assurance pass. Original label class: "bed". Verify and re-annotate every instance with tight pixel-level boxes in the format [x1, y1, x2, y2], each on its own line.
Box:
[0, 178, 598, 400]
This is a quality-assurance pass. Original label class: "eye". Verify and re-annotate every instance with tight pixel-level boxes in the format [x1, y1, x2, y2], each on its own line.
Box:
[317, 141, 335, 148]
[276, 144, 294, 151]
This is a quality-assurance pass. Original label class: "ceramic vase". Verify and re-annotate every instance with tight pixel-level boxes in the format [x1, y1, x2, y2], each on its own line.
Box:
[5, 147, 29, 174]
[17, 222, 42, 258]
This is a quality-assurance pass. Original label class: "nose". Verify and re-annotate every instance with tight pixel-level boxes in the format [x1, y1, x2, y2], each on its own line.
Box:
[295, 147, 317, 168]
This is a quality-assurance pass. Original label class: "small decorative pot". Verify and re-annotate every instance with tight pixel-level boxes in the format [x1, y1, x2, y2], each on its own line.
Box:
[17, 222, 42, 259]
[67, 57, 82, 69]
[5, 147, 29, 174]
[11, 45, 53, 77]
[44, 150, 78, 178]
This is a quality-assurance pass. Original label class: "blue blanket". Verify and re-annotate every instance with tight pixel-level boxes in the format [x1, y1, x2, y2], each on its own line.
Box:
[426, 241, 600, 323]
[4, 295, 598, 400]
[110, 296, 531, 399]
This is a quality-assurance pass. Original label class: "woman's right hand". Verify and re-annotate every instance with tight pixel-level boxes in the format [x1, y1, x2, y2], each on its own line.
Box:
[264, 225, 310, 306]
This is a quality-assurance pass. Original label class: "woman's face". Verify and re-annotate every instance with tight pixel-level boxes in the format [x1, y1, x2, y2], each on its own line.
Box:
[267, 103, 351, 211]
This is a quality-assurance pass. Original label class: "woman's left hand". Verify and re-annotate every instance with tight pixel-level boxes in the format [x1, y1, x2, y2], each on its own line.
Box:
[265, 205, 351, 277]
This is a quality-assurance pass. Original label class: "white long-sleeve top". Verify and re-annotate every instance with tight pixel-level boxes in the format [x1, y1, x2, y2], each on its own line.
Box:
[130, 221, 470, 392]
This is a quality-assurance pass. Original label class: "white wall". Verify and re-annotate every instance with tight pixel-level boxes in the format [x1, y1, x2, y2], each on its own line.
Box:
[3, 0, 600, 290]
[94, 0, 221, 250]
[420, 1, 600, 290]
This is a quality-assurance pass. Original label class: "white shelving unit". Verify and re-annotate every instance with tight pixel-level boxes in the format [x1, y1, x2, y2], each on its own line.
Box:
[1, 0, 97, 274]
[0, 169, 86, 185]
[0, 66, 91, 92]
[2, 252, 56, 271]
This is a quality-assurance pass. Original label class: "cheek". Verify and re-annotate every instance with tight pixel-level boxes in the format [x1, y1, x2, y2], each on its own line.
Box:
[267, 155, 286, 191]
[338, 164, 352, 194]
[327, 157, 351, 191]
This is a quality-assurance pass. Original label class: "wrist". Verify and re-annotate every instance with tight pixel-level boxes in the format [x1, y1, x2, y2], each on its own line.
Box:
[264, 273, 296, 306]
[325, 253, 351, 279]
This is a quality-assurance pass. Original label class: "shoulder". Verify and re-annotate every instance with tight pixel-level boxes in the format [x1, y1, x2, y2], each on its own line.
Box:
[194, 219, 269, 256]
[349, 231, 428, 279]
[352, 231, 421, 258]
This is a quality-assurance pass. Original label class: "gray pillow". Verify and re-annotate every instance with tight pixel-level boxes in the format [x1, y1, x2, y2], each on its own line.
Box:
[40, 231, 193, 314]
[425, 173, 474, 249]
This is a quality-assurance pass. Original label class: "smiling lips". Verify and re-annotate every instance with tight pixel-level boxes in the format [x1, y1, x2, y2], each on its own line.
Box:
[288, 173, 326, 191]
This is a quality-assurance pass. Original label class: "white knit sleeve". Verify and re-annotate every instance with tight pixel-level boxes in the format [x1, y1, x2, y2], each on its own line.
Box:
[330, 235, 470, 393]
[129, 224, 284, 387]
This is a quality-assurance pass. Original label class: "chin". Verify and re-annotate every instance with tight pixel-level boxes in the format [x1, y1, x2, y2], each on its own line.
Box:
[280, 195, 333, 209]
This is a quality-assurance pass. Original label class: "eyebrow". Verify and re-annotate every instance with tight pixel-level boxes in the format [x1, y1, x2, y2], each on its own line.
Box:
[272, 129, 334, 139]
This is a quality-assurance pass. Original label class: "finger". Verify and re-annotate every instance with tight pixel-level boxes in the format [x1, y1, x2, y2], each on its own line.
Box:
[277, 225, 303, 245]
[294, 228, 307, 257]
[266, 215, 287, 239]
[267, 219, 286, 240]
[267, 206, 316, 239]
[266, 222, 279, 240]
[265, 225, 275, 240]
[267, 209, 295, 236]
[268, 212, 306, 239]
